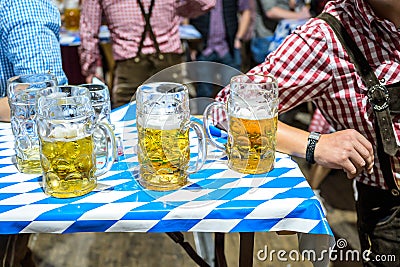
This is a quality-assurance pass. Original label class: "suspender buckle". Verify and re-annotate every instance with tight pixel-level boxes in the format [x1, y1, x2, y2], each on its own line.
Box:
[367, 84, 390, 111]
[391, 188, 400, 197]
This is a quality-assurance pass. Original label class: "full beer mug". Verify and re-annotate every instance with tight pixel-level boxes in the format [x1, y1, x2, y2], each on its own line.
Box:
[63, 0, 80, 31]
[7, 73, 58, 173]
[36, 86, 116, 198]
[136, 82, 207, 191]
[203, 74, 279, 174]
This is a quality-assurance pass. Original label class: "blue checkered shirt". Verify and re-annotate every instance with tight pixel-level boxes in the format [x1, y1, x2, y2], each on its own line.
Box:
[0, 0, 68, 97]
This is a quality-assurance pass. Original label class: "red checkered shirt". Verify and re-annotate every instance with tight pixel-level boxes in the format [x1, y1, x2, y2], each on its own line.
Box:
[216, 0, 400, 190]
[79, 0, 215, 76]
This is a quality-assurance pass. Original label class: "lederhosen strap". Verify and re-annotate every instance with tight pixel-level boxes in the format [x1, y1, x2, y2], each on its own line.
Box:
[318, 13, 399, 196]
[136, 0, 164, 60]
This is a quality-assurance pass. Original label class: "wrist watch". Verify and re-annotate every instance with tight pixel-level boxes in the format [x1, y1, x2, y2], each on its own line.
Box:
[306, 131, 321, 164]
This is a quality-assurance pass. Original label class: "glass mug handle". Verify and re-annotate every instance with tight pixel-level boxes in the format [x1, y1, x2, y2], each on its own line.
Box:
[94, 122, 117, 176]
[187, 120, 207, 174]
[203, 101, 226, 151]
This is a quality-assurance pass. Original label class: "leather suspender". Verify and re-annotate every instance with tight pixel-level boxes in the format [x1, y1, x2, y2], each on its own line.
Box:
[136, 0, 164, 60]
[318, 13, 399, 196]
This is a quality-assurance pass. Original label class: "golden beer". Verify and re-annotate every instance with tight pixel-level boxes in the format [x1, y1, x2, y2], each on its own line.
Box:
[137, 123, 190, 191]
[226, 115, 278, 174]
[40, 135, 96, 198]
[64, 8, 80, 31]
[16, 147, 42, 174]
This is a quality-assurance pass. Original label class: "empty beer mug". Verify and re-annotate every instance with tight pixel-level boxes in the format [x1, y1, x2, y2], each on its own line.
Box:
[36, 85, 116, 198]
[79, 83, 115, 166]
[79, 83, 111, 124]
[136, 82, 207, 191]
[203, 74, 279, 174]
[7, 73, 58, 174]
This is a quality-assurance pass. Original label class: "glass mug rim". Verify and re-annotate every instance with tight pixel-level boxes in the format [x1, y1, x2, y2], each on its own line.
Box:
[36, 85, 94, 120]
[7, 73, 56, 84]
[136, 82, 187, 105]
[230, 74, 277, 84]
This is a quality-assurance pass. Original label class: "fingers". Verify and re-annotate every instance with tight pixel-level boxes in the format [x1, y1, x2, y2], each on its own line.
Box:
[354, 134, 374, 173]
[314, 129, 374, 178]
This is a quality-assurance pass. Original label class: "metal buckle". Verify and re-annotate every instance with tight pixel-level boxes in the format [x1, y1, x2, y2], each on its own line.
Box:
[367, 84, 390, 111]
[391, 188, 400, 197]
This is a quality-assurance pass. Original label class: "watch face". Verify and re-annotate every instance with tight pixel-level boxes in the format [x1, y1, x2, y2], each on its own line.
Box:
[309, 132, 321, 140]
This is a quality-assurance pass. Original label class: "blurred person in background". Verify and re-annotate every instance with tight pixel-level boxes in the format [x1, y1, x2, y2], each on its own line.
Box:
[0, 0, 67, 265]
[79, 0, 216, 108]
[216, 0, 400, 265]
[190, 0, 252, 98]
[251, 0, 311, 64]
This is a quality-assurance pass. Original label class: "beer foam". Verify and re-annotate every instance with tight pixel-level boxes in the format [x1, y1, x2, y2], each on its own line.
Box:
[138, 114, 182, 130]
[234, 108, 271, 120]
[50, 125, 85, 139]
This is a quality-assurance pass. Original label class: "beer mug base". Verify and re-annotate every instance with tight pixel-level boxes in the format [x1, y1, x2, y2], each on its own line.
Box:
[16, 157, 42, 174]
[228, 157, 275, 175]
[138, 174, 188, 191]
[44, 181, 97, 198]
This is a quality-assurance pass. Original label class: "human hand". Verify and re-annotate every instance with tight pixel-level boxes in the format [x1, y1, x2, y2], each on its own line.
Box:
[314, 129, 374, 179]
[234, 38, 242, 49]
[85, 74, 104, 84]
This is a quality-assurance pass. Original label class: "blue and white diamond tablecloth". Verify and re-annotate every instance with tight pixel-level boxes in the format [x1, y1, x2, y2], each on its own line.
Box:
[0, 103, 333, 239]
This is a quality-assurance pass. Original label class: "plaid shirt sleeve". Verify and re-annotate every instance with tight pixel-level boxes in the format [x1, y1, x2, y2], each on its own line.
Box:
[0, 0, 68, 93]
[176, 0, 216, 18]
[216, 18, 334, 119]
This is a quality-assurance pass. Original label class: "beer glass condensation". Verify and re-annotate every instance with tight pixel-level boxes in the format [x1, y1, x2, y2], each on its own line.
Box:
[7, 73, 58, 174]
[203, 74, 279, 174]
[36, 86, 116, 198]
[136, 82, 207, 191]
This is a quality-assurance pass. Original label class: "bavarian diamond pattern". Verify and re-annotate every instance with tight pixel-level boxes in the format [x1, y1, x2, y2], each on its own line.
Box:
[0, 103, 333, 237]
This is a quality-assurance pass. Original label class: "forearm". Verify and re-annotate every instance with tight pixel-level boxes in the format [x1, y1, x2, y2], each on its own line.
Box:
[277, 120, 374, 178]
[236, 9, 252, 40]
[276, 121, 309, 158]
[266, 6, 306, 20]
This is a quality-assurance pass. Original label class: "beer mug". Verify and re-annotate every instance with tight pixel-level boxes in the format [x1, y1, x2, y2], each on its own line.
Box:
[203, 74, 279, 174]
[7, 73, 58, 174]
[79, 84, 111, 124]
[63, 0, 80, 31]
[79, 84, 115, 165]
[136, 82, 207, 191]
[36, 85, 116, 198]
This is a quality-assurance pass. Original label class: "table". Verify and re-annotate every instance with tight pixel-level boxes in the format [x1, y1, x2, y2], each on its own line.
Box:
[0, 103, 334, 266]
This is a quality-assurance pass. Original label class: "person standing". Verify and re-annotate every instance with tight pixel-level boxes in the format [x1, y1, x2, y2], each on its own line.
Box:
[216, 0, 400, 265]
[190, 0, 252, 98]
[79, 0, 216, 108]
[0, 1, 68, 266]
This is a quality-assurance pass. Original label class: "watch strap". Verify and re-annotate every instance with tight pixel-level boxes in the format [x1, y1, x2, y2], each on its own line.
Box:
[306, 132, 321, 164]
